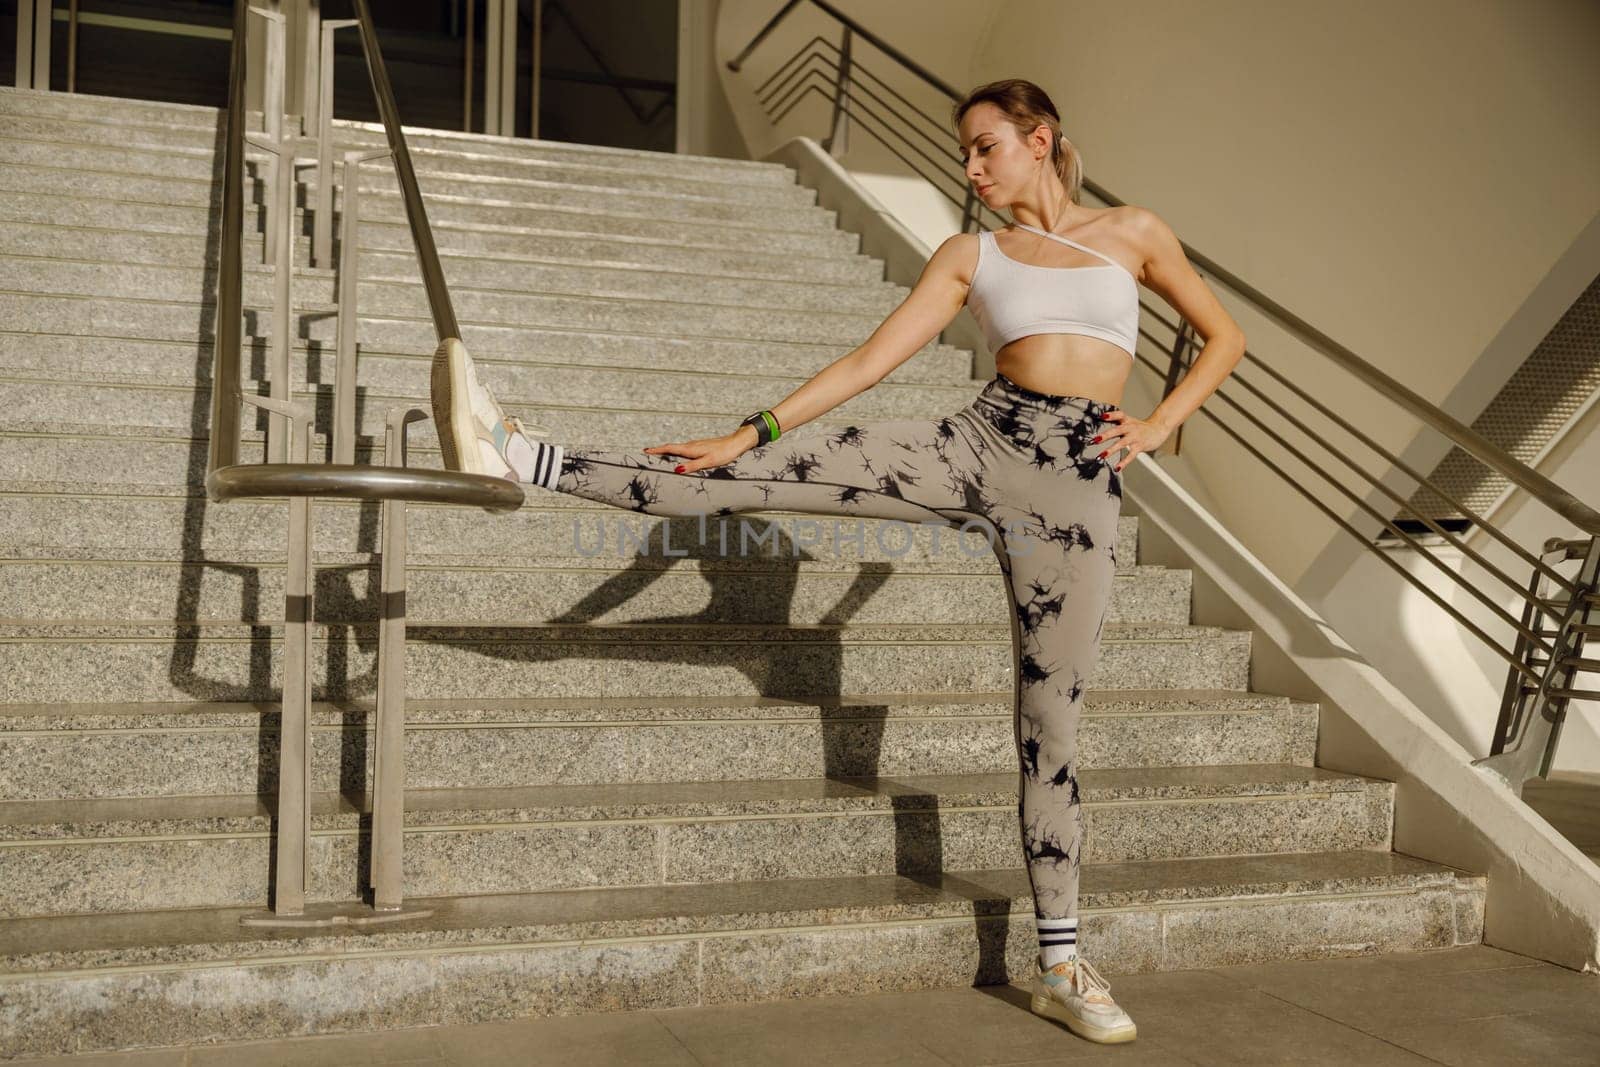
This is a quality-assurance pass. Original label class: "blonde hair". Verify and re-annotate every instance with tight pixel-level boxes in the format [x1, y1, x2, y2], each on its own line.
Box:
[952, 78, 1084, 205]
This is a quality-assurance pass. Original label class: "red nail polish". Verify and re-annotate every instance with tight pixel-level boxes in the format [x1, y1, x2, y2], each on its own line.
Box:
[675, 465, 686, 473]
[1092, 436, 1101, 443]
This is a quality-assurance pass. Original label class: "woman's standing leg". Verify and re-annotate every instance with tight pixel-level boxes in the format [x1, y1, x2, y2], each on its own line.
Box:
[967, 374, 1125, 969]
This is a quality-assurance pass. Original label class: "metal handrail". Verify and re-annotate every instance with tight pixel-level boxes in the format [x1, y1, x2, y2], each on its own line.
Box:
[727, 0, 1600, 790]
[208, 0, 523, 928]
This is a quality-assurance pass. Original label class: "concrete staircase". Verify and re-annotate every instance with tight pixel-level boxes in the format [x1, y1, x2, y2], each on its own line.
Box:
[0, 86, 1484, 1059]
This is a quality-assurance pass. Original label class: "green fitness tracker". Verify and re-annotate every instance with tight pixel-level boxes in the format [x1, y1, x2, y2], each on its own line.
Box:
[740, 409, 781, 446]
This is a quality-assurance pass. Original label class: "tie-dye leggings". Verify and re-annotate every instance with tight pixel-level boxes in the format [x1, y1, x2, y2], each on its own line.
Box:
[548, 370, 1124, 929]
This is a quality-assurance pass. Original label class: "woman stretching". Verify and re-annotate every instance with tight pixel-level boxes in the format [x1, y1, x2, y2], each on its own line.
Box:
[431, 78, 1245, 1045]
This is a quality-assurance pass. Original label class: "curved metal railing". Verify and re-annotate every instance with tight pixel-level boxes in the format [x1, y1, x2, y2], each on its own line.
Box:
[728, 0, 1599, 791]
[209, 0, 522, 928]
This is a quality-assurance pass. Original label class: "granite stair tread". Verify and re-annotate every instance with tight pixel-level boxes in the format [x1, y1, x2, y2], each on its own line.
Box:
[0, 149, 828, 220]
[0, 332, 971, 386]
[0, 849, 1472, 976]
[0, 216, 889, 283]
[0, 249, 908, 308]
[0, 688, 1297, 727]
[1, 292, 970, 361]
[0, 764, 1383, 837]
[0, 89, 800, 180]
[0, 618, 1233, 642]
[0, 163, 843, 238]
[0, 543, 1169, 576]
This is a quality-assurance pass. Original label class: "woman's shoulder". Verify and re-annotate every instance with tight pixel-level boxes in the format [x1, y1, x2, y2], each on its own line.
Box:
[930, 230, 985, 284]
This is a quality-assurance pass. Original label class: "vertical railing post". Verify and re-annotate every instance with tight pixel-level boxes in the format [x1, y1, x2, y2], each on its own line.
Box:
[67, 0, 79, 93]
[313, 18, 359, 268]
[371, 408, 425, 911]
[820, 24, 852, 158]
[266, 136, 296, 465]
[462, 0, 475, 131]
[297, 0, 321, 134]
[244, 6, 300, 466]
[529, 0, 544, 138]
[258, 6, 286, 266]
[278, 415, 316, 915]
[333, 148, 390, 465]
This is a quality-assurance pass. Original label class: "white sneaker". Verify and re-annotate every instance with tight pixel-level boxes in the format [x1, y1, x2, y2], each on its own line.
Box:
[430, 337, 547, 480]
[1029, 957, 1137, 1044]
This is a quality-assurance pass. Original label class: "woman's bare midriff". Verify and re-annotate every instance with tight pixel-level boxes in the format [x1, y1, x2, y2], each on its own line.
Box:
[994, 335, 1130, 407]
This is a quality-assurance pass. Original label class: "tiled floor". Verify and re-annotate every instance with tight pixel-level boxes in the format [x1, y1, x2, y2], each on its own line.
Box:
[10, 945, 1599, 1066]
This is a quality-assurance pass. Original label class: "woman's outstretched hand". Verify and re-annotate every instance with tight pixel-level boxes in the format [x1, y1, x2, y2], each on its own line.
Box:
[644, 431, 752, 474]
[1092, 411, 1173, 473]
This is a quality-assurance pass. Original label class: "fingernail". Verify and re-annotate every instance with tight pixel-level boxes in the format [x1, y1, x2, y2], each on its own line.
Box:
[1092, 436, 1101, 443]
[675, 465, 686, 473]
[1097, 452, 1106, 459]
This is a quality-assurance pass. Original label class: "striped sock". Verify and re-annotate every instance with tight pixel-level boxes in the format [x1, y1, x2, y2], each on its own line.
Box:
[1038, 916, 1078, 970]
[504, 434, 564, 491]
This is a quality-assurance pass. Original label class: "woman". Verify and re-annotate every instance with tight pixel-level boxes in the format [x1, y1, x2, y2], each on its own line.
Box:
[432, 77, 1245, 1045]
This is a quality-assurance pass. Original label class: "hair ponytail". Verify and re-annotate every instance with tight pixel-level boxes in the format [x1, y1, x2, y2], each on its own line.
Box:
[1054, 131, 1084, 205]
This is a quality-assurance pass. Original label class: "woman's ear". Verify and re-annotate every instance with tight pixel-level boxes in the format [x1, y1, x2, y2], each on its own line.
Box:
[1031, 122, 1052, 160]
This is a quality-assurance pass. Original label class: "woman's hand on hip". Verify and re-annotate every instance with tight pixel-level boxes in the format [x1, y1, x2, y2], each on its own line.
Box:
[644, 432, 752, 474]
[1091, 411, 1171, 473]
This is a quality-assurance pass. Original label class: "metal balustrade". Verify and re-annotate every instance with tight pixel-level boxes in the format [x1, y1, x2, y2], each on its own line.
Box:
[729, 0, 1599, 793]
[209, 0, 523, 928]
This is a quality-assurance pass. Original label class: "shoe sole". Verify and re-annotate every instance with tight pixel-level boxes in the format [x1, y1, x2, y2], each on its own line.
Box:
[430, 338, 482, 476]
[1030, 990, 1137, 1044]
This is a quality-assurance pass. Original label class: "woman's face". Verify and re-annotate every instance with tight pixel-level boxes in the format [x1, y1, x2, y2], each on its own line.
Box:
[958, 102, 1044, 208]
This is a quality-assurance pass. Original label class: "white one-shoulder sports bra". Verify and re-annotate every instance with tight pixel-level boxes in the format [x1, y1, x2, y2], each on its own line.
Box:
[965, 221, 1139, 358]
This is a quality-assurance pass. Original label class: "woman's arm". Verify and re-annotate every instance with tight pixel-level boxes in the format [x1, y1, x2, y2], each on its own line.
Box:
[1092, 206, 1247, 473]
[648, 233, 978, 470]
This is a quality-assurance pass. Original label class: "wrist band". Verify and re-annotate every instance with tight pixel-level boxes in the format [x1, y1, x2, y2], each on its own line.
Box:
[740, 409, 781, 446]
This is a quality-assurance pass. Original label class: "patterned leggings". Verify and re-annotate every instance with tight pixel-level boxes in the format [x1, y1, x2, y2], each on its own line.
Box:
[550, 370, 1124, 925]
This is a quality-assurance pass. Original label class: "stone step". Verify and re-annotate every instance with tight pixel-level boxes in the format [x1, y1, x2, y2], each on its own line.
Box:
[0, 191, 876, 275]
[0, 482, 1139, 566]
[0, 339, 950, 409]
[0, 252, 906, 319]
[0, 216, 886, 284]
[0, 372, 990, 450]
[0, 131, 821, 208]
[0, 848, 1482, 1060]
[0, 690, 1315, 802]
[0, 545, 1190, 626]
[0, 159, 839, 234]
[0, 185, 864, 255]
[0, 88, 799, 184]
[0, 766, 1392, 919]
[0, 222, 894, 304]
[0, 327, 970, 388]
[2, 285, 926, 351]
[0, 618, 1250, 704]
